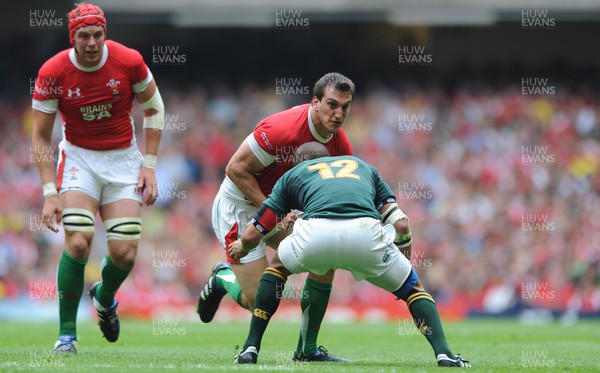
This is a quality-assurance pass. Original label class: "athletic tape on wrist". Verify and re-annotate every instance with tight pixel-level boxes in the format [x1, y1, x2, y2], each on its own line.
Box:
[143, 154, 157, 169]
[381, 203, 407, 225]
[43, 182, 58, 198]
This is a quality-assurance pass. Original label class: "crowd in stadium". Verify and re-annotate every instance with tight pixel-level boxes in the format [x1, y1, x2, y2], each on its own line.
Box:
[1, 81, 599, 317]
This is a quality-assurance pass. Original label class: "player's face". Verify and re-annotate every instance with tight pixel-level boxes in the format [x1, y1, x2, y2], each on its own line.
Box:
[74, 26, 105, 67]
[312, 87, 353, 135]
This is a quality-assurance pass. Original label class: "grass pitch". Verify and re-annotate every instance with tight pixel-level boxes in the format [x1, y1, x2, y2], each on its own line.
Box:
[1, 318, 599, 372]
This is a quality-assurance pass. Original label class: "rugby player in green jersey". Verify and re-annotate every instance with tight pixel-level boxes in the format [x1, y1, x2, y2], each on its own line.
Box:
[229, 142, 471, 368]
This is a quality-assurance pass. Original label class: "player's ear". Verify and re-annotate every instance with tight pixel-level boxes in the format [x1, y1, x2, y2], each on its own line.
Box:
[312, 96, 319, 110]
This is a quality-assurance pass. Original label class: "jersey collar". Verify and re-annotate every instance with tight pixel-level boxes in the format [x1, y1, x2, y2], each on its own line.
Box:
[69, 43, 108, 72]
[308, 106, 333, 143]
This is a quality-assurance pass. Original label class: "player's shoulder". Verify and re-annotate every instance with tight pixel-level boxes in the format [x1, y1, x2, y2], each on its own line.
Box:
[253, 104, 310, 148]
[259, 103, 310, 128]
[38, 49, 71, 76]
[106, 40, 144, 65]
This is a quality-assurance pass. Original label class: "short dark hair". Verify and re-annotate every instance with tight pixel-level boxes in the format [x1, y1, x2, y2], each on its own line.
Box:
[294, 142, 330, 165]
[313, 72, 355, 100]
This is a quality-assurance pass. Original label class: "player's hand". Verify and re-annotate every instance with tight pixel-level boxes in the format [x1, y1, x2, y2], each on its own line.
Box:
[228, 239, 249, 261]
[138, 167, 158, 206]
[42, 195, 62, 233]
[277, 210, 302, 234]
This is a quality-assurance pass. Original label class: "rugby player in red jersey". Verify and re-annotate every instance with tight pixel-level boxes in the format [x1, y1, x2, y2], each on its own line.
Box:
[31, 3, 165, 353]
[198, 72, 354, 362]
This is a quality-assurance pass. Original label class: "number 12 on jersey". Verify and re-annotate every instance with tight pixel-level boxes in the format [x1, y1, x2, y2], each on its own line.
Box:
[307, 159, 360, 180]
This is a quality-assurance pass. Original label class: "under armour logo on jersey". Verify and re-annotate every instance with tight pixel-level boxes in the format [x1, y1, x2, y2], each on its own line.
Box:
[67, 88, 81, 98]
[106, 78, 120, 95]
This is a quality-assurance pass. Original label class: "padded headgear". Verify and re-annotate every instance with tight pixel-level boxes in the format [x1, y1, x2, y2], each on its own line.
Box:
[68, 3, 106, 46]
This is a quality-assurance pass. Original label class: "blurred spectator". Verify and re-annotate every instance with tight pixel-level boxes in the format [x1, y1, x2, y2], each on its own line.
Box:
[1, 80, 599, 318]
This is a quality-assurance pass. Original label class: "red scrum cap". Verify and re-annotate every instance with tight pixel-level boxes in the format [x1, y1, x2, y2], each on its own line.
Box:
[68, 3, 106, 46]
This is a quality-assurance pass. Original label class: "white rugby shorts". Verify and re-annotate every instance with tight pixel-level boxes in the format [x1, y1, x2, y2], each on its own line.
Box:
[278, 217, 413, 292]
[56, 140, 143, 205]
[211, 191, 267, 264]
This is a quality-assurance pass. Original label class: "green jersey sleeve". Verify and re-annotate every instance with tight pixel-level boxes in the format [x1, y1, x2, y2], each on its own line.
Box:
[371, 165, 397, 210]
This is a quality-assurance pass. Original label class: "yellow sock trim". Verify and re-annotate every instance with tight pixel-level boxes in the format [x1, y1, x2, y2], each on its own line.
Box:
[264, 267, 287, 282]
[406, 292, 435, 307]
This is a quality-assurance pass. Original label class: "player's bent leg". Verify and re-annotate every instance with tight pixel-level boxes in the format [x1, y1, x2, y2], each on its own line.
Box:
[236, 254, 290, 364]
[54, 191, 98, 353]
[56, 230, 92, 353]
[393, 276, 470, 368]
[297, 271, 335, 356]
[201, 197, 261, 321]
[363, 243, 470, 368]
[293, 270, 349, 362]
[197, 261, 236, 323]
[196, 255, 258, 323]
[231, 256, 269, 310]
[90, 200, 142, 343]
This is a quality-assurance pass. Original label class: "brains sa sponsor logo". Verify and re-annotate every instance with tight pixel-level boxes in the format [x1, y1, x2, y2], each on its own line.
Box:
[80, 103, 112, 121]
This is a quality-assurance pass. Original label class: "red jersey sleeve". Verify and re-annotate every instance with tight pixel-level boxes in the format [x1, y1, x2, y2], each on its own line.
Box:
[33, 56, 64, 100]
[253, 119, 277, 154]
[125, 46, 152, 93]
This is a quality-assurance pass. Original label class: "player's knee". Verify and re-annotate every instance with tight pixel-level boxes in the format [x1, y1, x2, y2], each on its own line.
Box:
[308, 269, 335, 284]
[66, 235, 92, 260]
[109, 244, 137, 270]
[104, 217, 142, 241]
[412, 279, 425, 293]
[392, 268, 419, 301]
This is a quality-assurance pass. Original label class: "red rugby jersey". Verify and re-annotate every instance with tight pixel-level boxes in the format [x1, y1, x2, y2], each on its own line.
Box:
[248, 103, 353, 196]
[32, 40, 152, 150]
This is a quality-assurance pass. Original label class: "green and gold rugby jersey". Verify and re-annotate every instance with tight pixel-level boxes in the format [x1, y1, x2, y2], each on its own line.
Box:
[264, 156, 396, 220]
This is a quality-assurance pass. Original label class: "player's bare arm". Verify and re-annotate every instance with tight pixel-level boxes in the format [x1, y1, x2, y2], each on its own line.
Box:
[226, 140, 268, 207]
[264, 210, 300, 248]
[135, 78, 163, 206]
[229, 208, 301, 260]
[228, 222, 261, 260]
[32, 109, 61, 232]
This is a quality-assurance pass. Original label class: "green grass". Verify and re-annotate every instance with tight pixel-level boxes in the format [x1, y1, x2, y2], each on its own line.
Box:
[1, 318, 599, 372]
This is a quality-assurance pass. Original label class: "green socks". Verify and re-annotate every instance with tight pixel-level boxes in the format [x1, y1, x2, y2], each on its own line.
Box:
[407, 293, 454, 358]
[96, 256, 131, 308]
[214, 268, 244, 307]
[243, 269, 287, 351]
[296, 277, 332, 356]
[57, 251, 87, 337]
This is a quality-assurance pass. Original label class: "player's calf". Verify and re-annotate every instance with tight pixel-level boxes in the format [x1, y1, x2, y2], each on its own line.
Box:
[394, 278, 471, 367]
